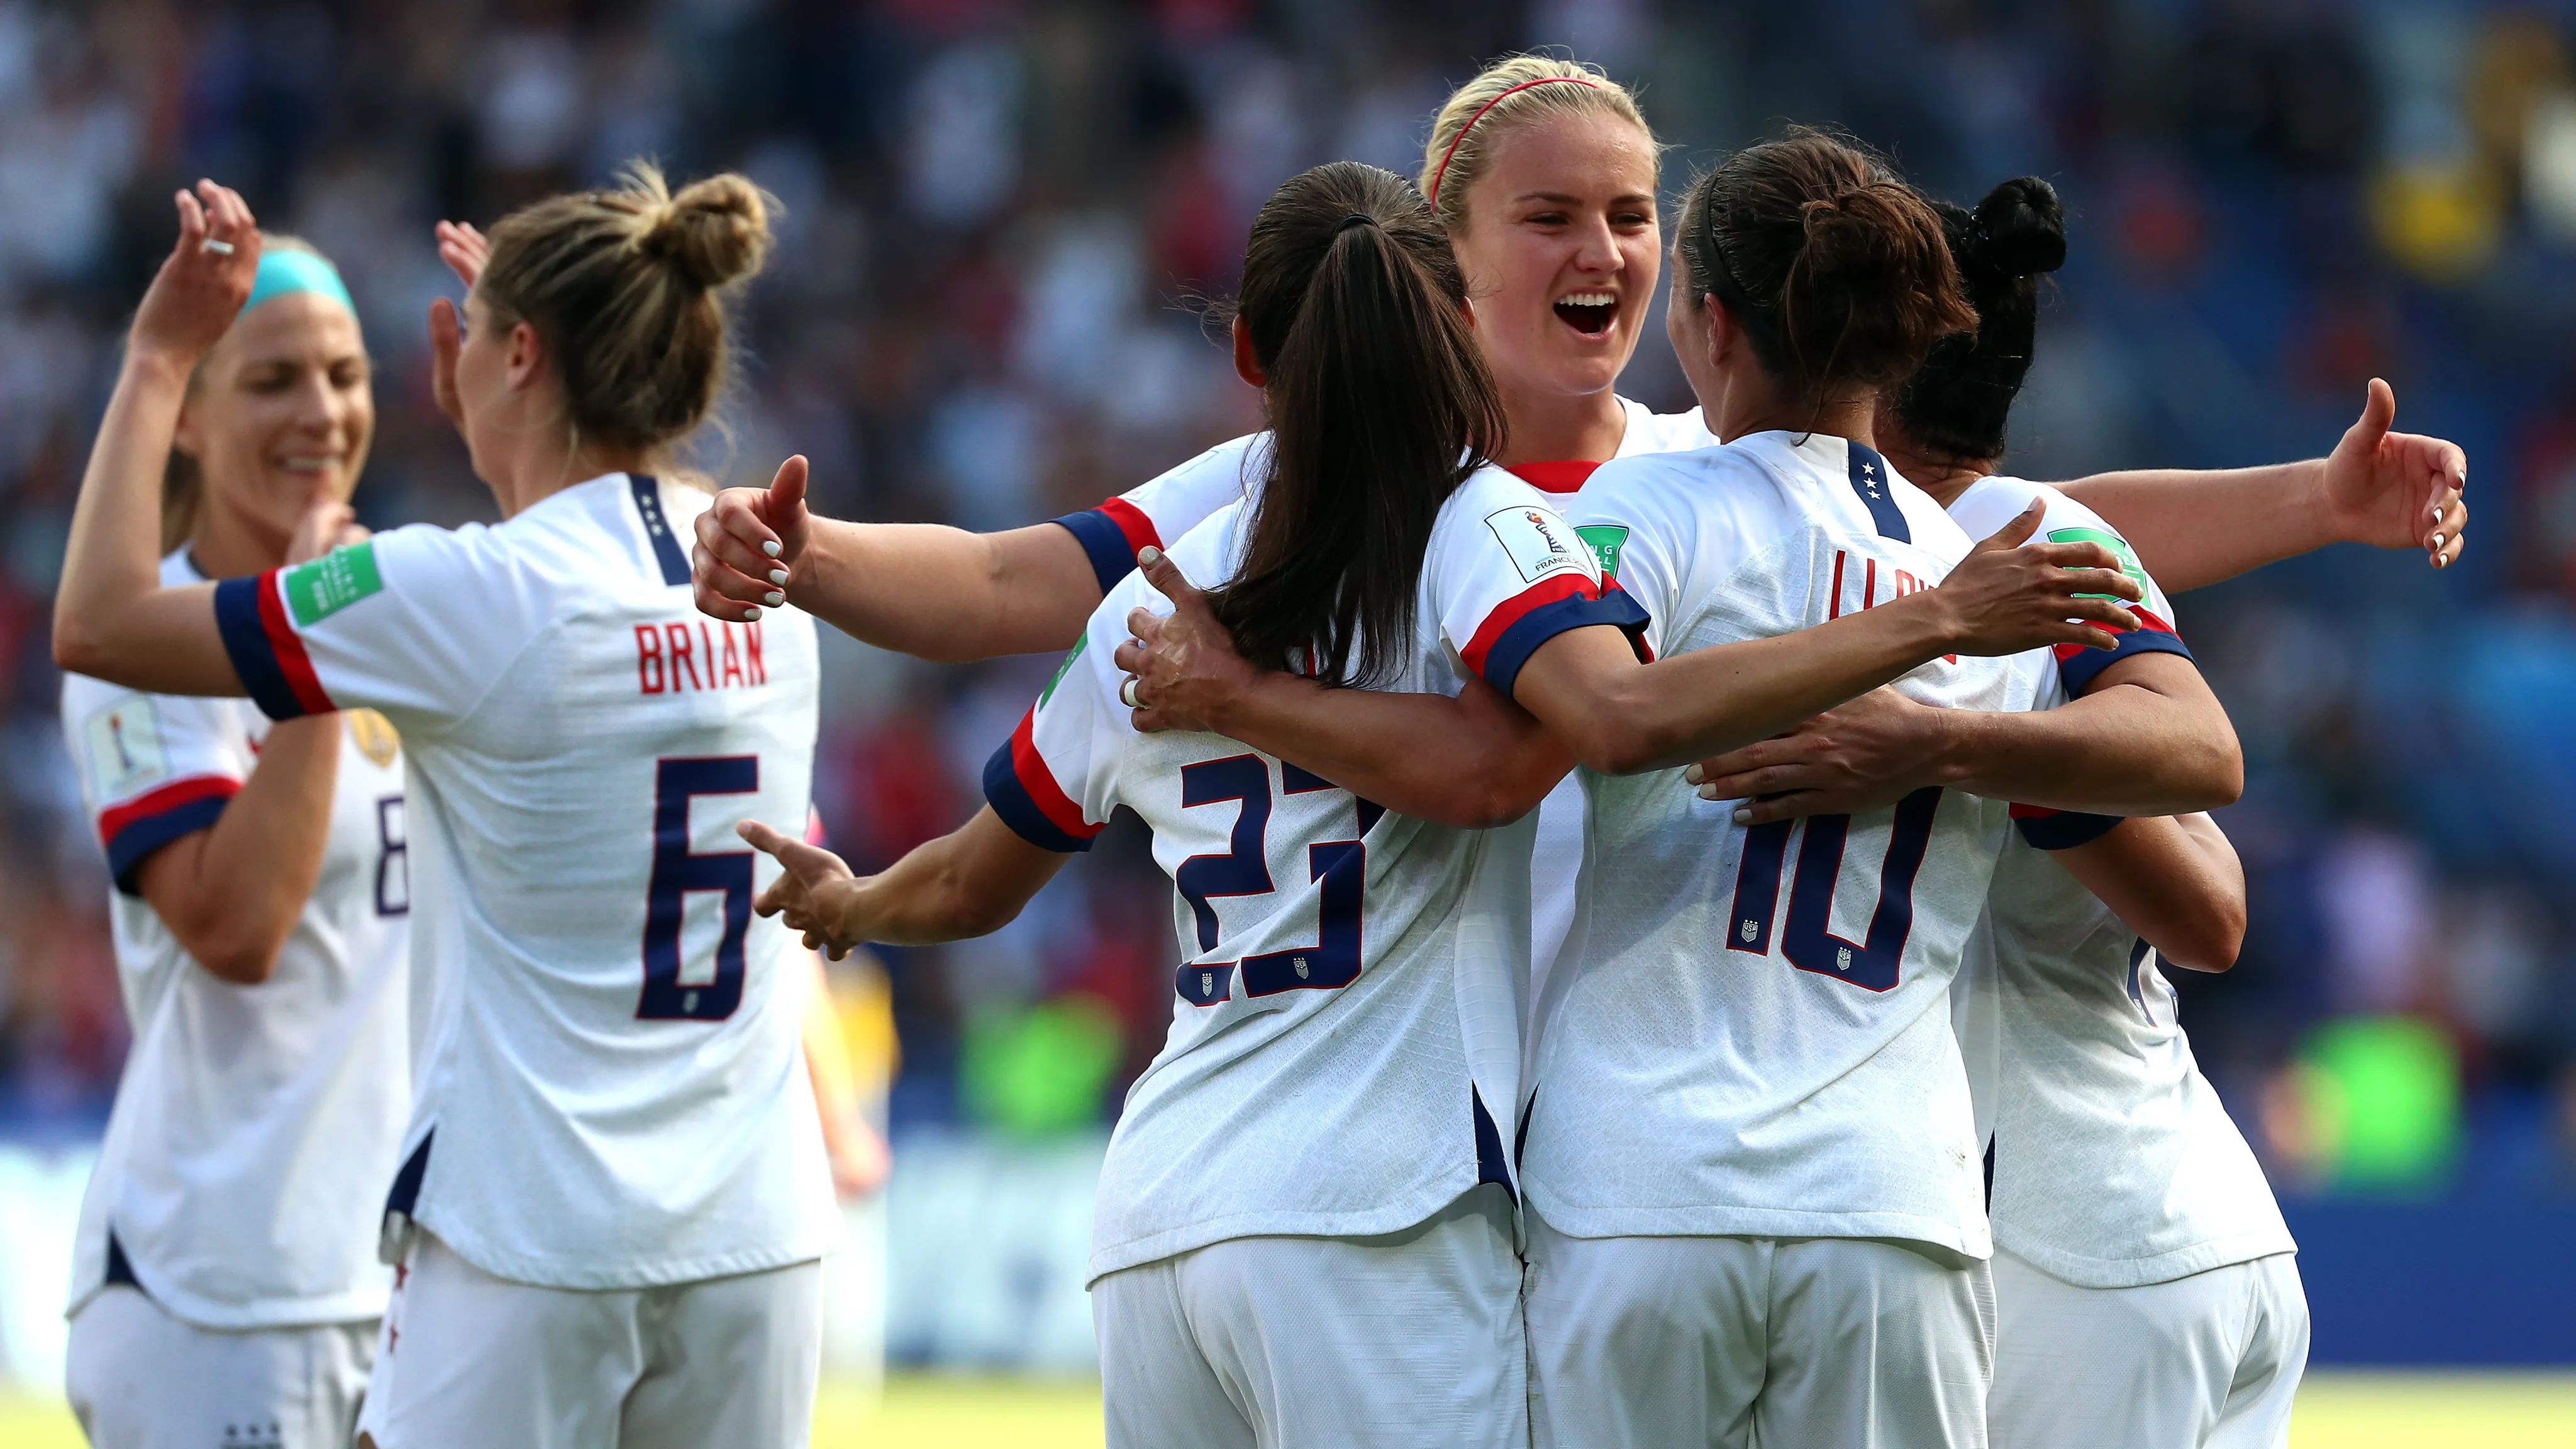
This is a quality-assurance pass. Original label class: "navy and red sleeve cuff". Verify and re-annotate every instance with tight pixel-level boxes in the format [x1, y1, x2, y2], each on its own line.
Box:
[1051, 499, 1162, 596]
[99, 775, 242, 894]
[2010, 802, 2123, 851]
[2055, 606, 2192, 696]
[214, 573, 334, 721]
[982, 712, 1105, 853]
[1460, 577, 1653, 699]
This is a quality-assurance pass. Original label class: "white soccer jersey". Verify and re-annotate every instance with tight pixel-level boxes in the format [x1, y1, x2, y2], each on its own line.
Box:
[1526, 431, 2045, 1257]
[995, 467, 1647, 1282]
[60, 553, 411, 1331]
[1946, 477, 2294, 1289]
[1052, 397, 1716, 1041]
[211, 473, 833, 1291]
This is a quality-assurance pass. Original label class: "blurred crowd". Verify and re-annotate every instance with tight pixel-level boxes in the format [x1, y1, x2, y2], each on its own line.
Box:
[4, 0, 2576, 1201]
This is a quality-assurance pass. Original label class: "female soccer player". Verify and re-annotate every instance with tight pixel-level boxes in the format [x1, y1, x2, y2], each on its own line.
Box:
[741, 158, 2151, 1449]
[54, 172, 830, 1448]
[56, 238, 406, 1449]
[1692, 179, 2311, 1449]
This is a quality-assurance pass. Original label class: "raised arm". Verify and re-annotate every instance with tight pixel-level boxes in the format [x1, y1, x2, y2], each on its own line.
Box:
[692, 465, 1104, 661]
[53, 182, 261, 696]
[2048, 813, 2245, 973]
[740, 811, 1067, 957]
[2057, 379, 2467, 592]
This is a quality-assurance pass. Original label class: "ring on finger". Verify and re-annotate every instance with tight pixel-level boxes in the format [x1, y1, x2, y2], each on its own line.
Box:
[199, 236, 236, 256]
[1120, 678, 1143, 709]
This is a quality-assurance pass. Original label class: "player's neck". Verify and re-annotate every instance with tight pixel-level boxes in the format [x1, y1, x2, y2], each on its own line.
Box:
[488, 431, 654, 519]
[1491, 384, 1626, 467]
[1876, 438, 1997, 508]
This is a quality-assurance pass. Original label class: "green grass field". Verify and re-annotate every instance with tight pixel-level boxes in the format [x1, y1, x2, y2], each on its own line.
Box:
[1, 1370, 2568, 1445]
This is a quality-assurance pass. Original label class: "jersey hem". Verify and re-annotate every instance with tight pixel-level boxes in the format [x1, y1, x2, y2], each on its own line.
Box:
[1991, 1224, 2299, 1290]
[67, 1276, 389, 1331]
[1085, 1173, 1477, 1285]
[1519, 1194, 1991, 1260]
[413, 1205, 836, 1291]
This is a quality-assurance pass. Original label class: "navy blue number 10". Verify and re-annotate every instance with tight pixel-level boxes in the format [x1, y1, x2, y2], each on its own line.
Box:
[1173, 757, 1380, 1005]
[1727, 786, 1941, 992]
[641, 755, 760, 1021]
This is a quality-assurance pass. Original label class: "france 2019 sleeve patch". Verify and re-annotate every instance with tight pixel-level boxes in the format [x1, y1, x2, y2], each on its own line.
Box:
[283, 541, 385, 626]
[1484, 505, 1588, 586]
[82, 697, 169, 796]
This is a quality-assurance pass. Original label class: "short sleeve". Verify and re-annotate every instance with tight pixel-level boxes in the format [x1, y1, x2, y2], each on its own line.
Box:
[64, 681, 246, 894]
[1566, 458, 1698, 666]
[1052, 434, 1264, 594]
[212, 526, 550, 729]
[980, 601, 1134, 853]
[1431, 474, 1650, 700]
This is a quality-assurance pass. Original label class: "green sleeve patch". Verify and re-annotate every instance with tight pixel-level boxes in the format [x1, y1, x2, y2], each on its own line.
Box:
[283, 541, 386, 626]
[1040, 632, 1089, 708]
[1574, 524, 1630, 582]
[2046, 526, 2148, 603]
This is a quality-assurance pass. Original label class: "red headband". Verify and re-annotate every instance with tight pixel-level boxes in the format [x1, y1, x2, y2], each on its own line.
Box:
[1428, 76, 1604, 205]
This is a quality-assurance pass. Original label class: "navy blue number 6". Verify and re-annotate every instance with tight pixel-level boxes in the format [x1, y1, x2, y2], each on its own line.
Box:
[641, 755, 760, 1021]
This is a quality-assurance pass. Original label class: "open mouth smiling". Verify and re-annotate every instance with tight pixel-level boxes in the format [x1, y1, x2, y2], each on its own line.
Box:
[1554, 291, 1618, 337]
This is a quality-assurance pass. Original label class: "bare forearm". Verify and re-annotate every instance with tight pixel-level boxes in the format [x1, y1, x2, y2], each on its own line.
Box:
[142, 714, 342, 982]
[2057, 462, 2329, 592]
[1925, 687, 2242, 814]
[1540, 599, 1960, 775]
[790, 518, 1099, 662]
[2053, 813, 2246, 971]
[833, 809, 1062, 945]
[1208, 673, 1568, 829]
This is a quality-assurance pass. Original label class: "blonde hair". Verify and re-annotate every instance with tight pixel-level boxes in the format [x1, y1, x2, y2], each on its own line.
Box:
[475, 162, 774, 455]
[163, 234, 343, 552]
[1419, 55, 1656, 232]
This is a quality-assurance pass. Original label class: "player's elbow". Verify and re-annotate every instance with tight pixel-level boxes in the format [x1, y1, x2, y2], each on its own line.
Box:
[53, 616, 114, 679]
[182, 922, 287, 985]
[2157, 901, 2245, 975]
[2172, 740, 2243, 814]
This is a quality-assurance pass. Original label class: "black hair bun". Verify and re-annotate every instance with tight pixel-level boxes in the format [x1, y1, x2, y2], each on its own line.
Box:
[1968, 177, 2065, 279]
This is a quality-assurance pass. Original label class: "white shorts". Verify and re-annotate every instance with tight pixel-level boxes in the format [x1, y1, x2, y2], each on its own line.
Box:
[1524, 1218, 1994, 1449]
[355, 1233, 823, 1449]
[65, 1286, 373, 1449]
[1990, 1248, 2307, 1449]
[1091, 1185, 1525, 1449]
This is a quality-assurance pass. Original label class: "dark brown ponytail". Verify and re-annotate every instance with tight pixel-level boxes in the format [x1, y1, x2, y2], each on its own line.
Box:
[1677, 129, 1977, 407]
[1209, 162, 1507, 687]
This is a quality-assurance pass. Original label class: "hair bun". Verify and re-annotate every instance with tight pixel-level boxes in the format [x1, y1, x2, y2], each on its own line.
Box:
[1967, 177, 2065, 279]
[641, 172, 775, 291]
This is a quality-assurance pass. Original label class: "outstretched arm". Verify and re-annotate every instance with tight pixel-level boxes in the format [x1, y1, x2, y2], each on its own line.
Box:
[1687, 650, 2242, 823]
[2057, 379, 2467, 591]
[2049, 813, 2245, 973]
[740, 811, 1068, 957]
[1511, 504, 2143, 776]
[692, 466, 1104, 662]
[54, 182, 262, 696]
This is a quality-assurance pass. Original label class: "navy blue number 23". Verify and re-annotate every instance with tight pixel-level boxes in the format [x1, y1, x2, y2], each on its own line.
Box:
[1172, 757, 1382, 1006]
[1726, 786, 1941, 992]
[641, 755, 760, 1020]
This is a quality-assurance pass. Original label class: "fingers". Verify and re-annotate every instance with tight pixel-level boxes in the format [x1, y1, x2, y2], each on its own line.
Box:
[1112, 637, 1148, 676]
[174, 188, 207, 249]
[763, 455, 810, 530]
[1970, 499, 2047, 553]
[1727, 791, 1837, 825]
[435, 220, 490, 289]
[2432, 491, 2467, 569]
[736, 819, 795, 859]
[2053, 564, 2146, 604]
[2350, 376, 2397, 447]
[1136, 545, 1201, 605]
[694, 494, 789, 619]
[1124, 606, 1164, 641]
[1128, 705, 1181, 733]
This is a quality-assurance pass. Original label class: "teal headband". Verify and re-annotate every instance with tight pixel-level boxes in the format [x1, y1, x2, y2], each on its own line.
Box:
[243, 248, 356, 316]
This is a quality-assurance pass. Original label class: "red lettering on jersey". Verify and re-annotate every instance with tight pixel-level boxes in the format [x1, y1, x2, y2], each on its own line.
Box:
[719, 623, 746, 687]
[745, 622, 766, 684]
[1863, 557, 1878, 611]
[699, 621, 718, 681]
[1828, 550, 1848, 620]
[636, 625, 667, 694]
[1895, 569, 1919, 596]
[665, 623, 701, 691]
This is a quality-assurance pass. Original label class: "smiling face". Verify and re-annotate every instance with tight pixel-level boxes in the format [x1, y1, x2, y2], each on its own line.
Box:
[173, 290, 372, 552]
[1446, 108, 1662, 409]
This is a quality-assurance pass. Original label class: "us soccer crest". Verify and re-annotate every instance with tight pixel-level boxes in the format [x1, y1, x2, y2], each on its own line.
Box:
[347, 708, 401, 767]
